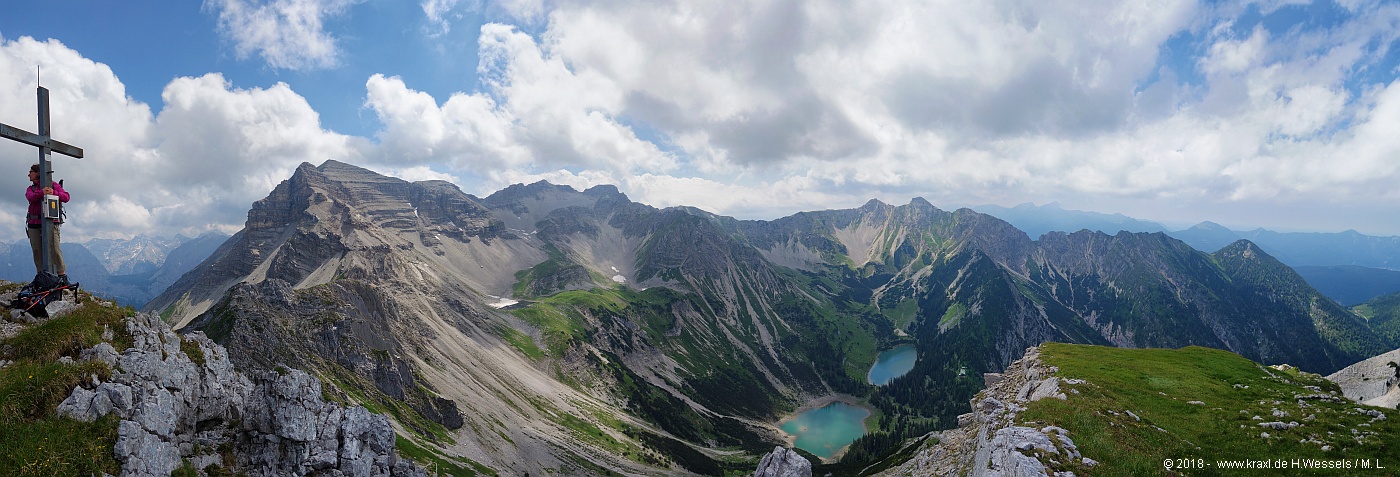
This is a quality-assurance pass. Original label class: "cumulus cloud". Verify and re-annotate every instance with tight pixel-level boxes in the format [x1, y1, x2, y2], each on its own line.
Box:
[0, 37, 360, 241]
[155, 73, 358, 197]
[211, 0, 1400, 232]
[466, 0, 1400, 232]
[206, 0, 358, 70]
[363, 24, 677, 177]
[10, 0, 1400, 241]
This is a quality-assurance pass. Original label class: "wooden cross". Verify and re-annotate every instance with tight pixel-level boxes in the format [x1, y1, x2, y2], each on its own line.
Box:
[1, 87, 84, 275]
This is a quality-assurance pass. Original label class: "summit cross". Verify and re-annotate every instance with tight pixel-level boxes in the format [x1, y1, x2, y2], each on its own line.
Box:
[0, 86, 84, 274]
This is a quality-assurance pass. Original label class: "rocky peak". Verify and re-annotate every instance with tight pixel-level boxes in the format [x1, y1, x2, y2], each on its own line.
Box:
[858, 198, 892, 213]
[752, 446, 812, 477]
[483, 181, 604, 233]
[145, 159, 501, 324]
[908, 196, 935, 209]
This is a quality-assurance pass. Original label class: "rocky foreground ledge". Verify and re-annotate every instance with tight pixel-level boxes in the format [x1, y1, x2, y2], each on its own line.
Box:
[41, 305, 425, 477]
[878, 346, 1091, 477]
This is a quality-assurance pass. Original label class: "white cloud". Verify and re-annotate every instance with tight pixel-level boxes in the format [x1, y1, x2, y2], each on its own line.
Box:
[372, 165, 461, 184]
[364, 73, 529, 171]
[492, 0, 545, 22]
[1203, 25, 1268, 75]
[73, 195, 153, 237]
[0, 37, 156, 242]
[363, 24, 676, 177]
[11, 0, 1400, 242]
[355, 1, 1400, 234]
[423, 0, 461, 35]
[1, 37, 362, 241]
[206, 0, 358, 70]
[152, 73, 362, 224]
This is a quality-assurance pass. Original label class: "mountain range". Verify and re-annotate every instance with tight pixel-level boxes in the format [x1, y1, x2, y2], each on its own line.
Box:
[0, 232, 227, 307]
[974, 202, 1400, 305]
[139, 160, 1398, 474]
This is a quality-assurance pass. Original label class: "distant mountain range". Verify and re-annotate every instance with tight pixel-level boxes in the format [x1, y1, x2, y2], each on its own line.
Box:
[138, 160, 1397, 474]
[974, 203, 1400, 304]
[971, 202, 1168, 239]
[0, 232, 228, 307]
[84, 234, 187, 275]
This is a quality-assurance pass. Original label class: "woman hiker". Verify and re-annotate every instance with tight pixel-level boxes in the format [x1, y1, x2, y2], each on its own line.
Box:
[26, 163, 68, 283]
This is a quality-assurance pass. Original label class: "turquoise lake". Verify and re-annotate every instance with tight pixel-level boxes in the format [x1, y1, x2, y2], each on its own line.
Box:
[867, 344, 917, 386]
[779, 402, 871, 459]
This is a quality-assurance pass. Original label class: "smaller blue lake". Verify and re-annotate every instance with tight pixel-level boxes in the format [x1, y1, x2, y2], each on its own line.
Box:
[868, 344, 917, 386]
[779, 402, 870, 459]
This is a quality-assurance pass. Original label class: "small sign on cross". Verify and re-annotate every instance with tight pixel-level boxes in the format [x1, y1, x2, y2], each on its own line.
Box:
[1, 86, 84, 275]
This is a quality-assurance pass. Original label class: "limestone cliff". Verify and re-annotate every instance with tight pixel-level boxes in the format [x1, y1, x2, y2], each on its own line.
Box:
[31, 304, 423, 476]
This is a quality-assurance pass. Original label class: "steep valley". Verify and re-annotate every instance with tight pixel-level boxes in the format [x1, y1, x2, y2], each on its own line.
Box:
[140, 160, 1399, 475]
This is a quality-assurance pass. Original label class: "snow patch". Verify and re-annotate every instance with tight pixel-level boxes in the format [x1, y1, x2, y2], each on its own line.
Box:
[487, 296, 519, 309]
[611, 275, 626, 284]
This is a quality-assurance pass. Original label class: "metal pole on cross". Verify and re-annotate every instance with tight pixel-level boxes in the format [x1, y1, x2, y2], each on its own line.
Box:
[0, 86, 84, 275]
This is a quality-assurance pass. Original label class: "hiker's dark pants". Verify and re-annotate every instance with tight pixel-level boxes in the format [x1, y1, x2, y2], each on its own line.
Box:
[27, 224, 65, 276]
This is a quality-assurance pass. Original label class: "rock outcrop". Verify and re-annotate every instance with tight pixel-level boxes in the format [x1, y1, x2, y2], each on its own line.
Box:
[56, 311, 424, 477]
[752, 446, 812, 477]
[879, 346, 1093, 477]
[1327, 347, 1400, 409]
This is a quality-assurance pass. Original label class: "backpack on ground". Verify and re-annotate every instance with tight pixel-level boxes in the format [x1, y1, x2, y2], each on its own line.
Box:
[12, 271, 79, 318]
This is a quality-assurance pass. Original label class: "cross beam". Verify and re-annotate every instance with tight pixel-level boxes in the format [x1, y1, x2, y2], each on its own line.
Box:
[1, 86, 85, 276]
[0, 123, 83, 159]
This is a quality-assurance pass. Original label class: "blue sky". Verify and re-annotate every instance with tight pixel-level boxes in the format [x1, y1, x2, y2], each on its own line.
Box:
[1, 0, 1399, 241]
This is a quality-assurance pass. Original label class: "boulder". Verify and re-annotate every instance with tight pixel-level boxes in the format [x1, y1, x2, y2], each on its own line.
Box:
[753, 446, 812, 477]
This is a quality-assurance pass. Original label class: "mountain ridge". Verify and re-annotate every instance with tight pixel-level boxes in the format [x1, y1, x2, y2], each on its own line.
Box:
[145, 159, 1397, 474]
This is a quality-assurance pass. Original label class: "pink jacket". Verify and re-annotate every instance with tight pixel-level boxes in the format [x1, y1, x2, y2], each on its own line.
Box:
[26, 181, 69, 226]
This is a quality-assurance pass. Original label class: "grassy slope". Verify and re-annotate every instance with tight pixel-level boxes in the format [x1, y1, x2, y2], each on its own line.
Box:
[0, 292, 133, 476]
[1022, 343, 1399, 476]
[1354, 291, 1400, 346]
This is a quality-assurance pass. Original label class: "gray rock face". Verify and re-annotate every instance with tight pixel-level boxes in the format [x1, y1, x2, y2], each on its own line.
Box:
[879, 346, 1092, 477]
[56, 312, 424, 477]
[753, 446, 812, 477]
[1327, 347, 1400, 409]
